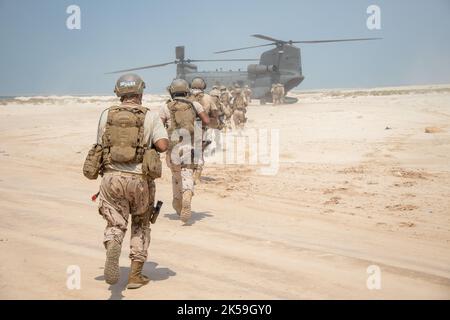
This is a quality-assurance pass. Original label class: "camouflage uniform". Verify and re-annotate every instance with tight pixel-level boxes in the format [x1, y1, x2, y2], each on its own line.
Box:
[189, 89, 218, 184]
[272, 83, 285, 105]
[244, 86, 252, 103]
[220, 87, 233, 130]
[270, 84, 278, 105]
[209, 88, 225, 130]
[99, 172, 154, 262]
[189, 89, 218, 119]
[85, 73, 169, 290]
[160, 99, 205, 206]
[277, 84, 285, 104]
[96, 103, 167, 263]
[231, 90, 248, 129]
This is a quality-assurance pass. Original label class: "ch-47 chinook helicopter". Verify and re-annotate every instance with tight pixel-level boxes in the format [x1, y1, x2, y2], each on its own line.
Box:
[108, 34, 381, 104]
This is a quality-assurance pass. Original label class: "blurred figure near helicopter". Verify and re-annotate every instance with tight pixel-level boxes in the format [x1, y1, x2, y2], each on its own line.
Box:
[244, 85, 252, 103]
[271, 83, 285, 105]
[231, 87, 248, 129]
[220, 85, 233, 131]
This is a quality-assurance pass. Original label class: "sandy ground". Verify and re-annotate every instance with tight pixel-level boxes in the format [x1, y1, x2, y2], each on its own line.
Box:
[0, 85, 449, 300]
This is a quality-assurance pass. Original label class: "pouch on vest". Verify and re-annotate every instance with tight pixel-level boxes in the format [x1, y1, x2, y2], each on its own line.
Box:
[83, 144, 103, 180]
[142, 149, 162, 180]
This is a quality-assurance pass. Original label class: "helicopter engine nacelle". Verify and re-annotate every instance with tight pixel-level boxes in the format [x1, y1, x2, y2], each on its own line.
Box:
[247, 64, 277, 75]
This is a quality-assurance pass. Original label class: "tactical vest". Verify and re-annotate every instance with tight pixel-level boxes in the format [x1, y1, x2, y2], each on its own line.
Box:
[212, 96, 223, 116]
[220, 92, 230, 104]
[233, 94, 246, 111]
[190, 92, 216, 116]
[101, 105, 148, 165]
[167, 98, 197, 146]
[189, 92, 203, 106]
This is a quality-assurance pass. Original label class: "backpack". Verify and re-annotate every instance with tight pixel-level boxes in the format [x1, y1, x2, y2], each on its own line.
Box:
[233, 94, 246, 111]
[102, 105, 148, 164]
[220, 91, 230, 104]
[189, 92, 204, 104]
[167, 98, 197, 146]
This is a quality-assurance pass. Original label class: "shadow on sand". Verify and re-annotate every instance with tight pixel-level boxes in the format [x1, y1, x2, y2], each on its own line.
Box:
[95, 261, 176, 300]
[164, 211, 213, 226]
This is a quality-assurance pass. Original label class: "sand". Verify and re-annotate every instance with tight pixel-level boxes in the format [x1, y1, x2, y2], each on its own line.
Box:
[0, 85, 449, 299]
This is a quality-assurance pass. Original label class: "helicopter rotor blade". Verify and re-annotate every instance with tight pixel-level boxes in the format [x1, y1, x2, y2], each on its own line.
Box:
[105, 61, 176, 74]
[215, 36, 382, 54]
[290, 37, 382, 44]
[251, 34, 285, 43]
[189, 58, 259, 62]
[214, 43, 274, 54]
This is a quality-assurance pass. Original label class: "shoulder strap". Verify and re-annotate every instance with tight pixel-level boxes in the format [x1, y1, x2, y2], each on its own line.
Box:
[106, 105, 121, 125]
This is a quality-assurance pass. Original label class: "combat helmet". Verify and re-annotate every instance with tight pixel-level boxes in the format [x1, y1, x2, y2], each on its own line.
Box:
[219, 85, 227, 91]
[209, 88, 221, 98]
[190, 77, 207, 90]
[169, 79, 190, 96]
[114, 73, 146, 97]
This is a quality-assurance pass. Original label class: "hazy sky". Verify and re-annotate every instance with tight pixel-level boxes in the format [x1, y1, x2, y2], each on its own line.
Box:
[0, 0, 449, 95]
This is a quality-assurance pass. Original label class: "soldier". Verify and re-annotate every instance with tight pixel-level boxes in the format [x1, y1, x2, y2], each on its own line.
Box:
[231, 87, 248, 129]
[189, 77, 218, 119]
[277, 83, 285, 104]
[83, 73, 169, 289]
[228, 85, 235, 99]
[220, 85, 233, 130]
[209, 86, 225, 130]
[271, 83, 284, 105]
[160, 79, 209, 223]
[243, 85, 252, 103]
[271, 84, 279, 105]
[188, 77, 218, 184]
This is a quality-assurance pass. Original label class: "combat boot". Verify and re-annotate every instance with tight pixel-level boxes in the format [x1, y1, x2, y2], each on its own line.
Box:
[180, 190, 193, 223]
[172, 198, 182, 216]
[104, 240, 121, 285]
[127, 260, 150, 289]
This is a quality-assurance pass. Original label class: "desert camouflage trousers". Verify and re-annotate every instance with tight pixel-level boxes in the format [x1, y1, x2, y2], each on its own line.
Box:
[233, 109, 246, 129]
[272, 93, 284, 105]
[166, 150, 195, 202]
[98, 171, 154, 262]
[223, 106, 233, 130]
